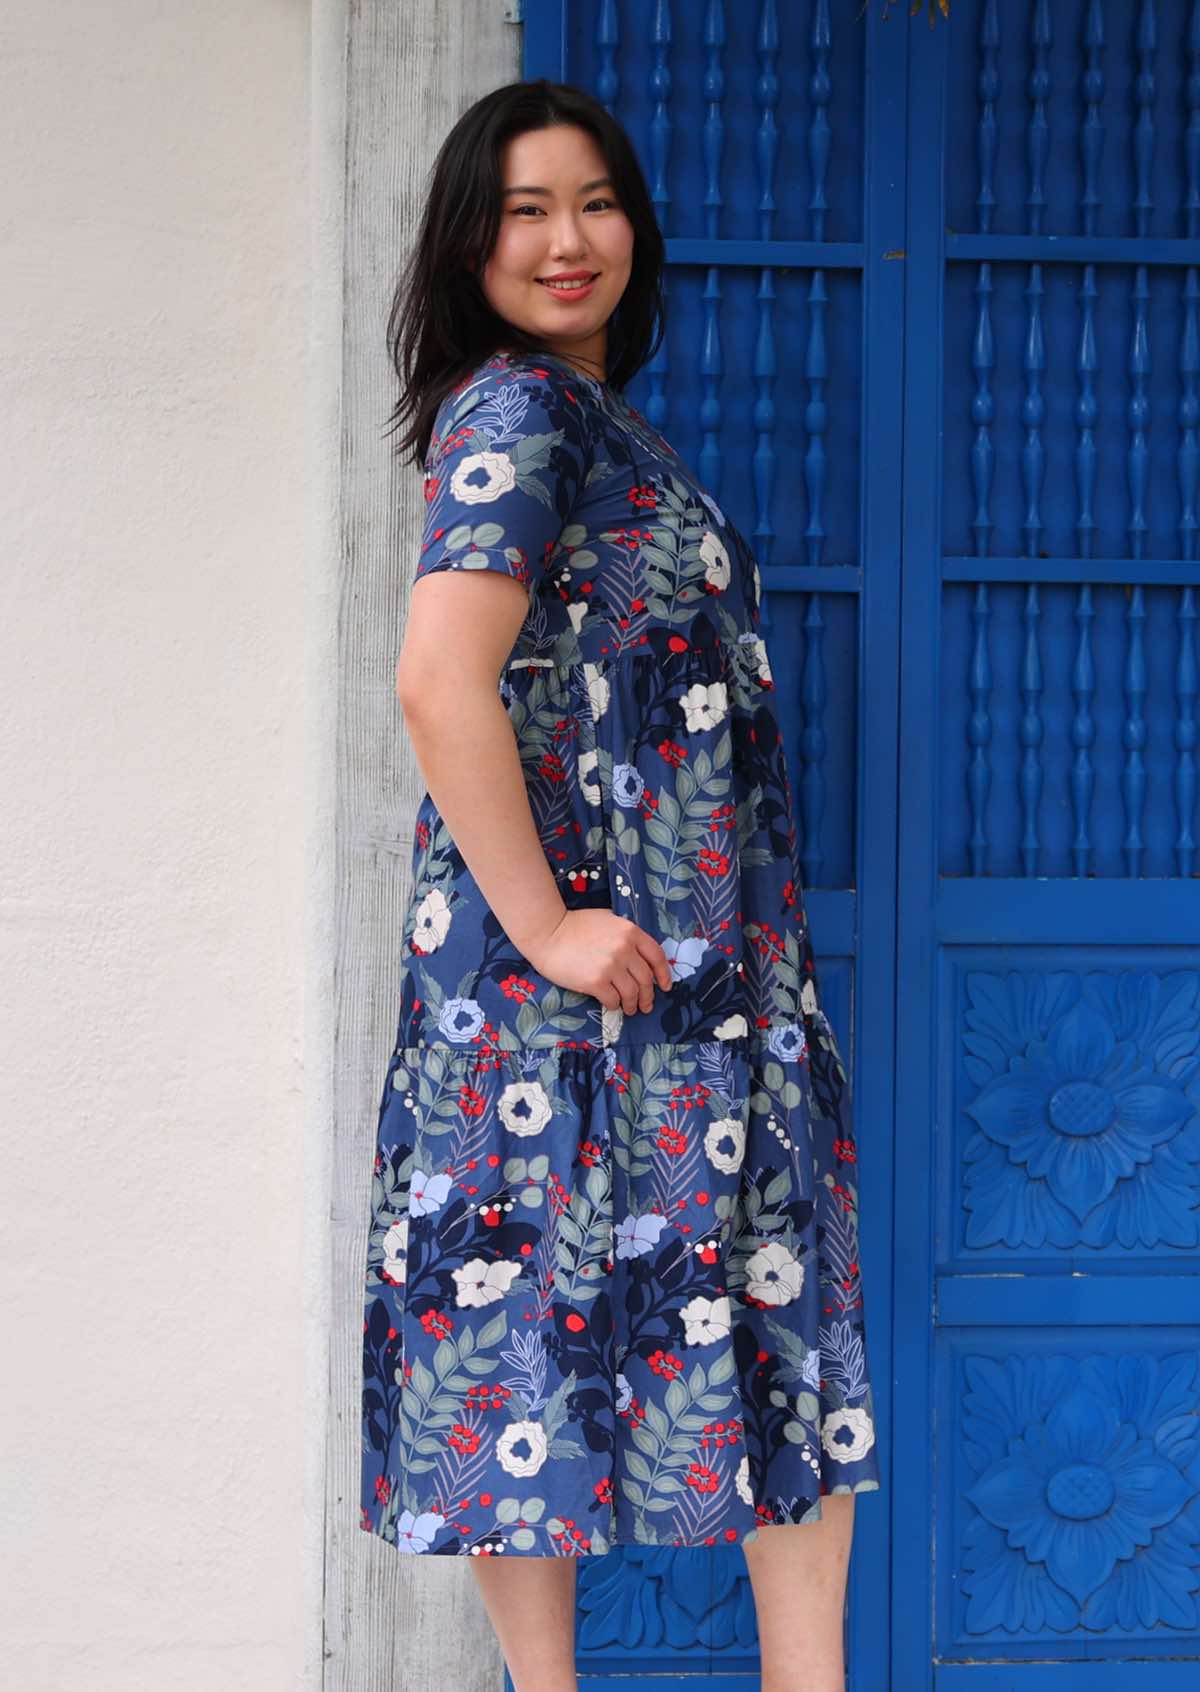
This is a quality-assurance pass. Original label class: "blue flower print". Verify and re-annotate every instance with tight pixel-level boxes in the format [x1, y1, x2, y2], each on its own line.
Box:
[611, 762, 646, 809]
[394, 1508, 446, 1553]
[614, 1210, 671, 1260]
[408, 1169, 453, 1217]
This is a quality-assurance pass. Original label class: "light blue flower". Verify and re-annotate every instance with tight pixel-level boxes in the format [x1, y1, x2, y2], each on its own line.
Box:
[409, 1167, 453, 1217]
[663, 935, 708, 981]
[393, 1508, 446, 1552]
[439, 996, 486, 1042]
[768, 1022, 808, 1064]
[614, 1210, 669, 1259]
[611, 762, 645, 809]
[615, 1372, 633, 1413]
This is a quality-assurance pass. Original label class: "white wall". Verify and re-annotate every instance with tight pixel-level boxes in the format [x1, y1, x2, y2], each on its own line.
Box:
[0, 2, 336, 1686]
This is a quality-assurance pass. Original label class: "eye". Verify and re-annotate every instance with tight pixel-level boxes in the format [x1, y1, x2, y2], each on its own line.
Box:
[509, 198, 617, 216]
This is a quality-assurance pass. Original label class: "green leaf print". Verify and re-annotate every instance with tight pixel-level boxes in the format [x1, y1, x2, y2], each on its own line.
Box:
[763, 1169, 792, 1208]
[761, 1313, 818, 1386]
[620, 1355, 737, 1536]
[540, 1369, 578, 1441]
[475, 1311, 508, 1349]
[548, 1439, 586, 1459]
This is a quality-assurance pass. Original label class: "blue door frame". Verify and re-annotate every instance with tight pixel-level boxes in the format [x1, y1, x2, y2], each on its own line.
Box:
[898, 5, 1200, 1690]
[515, 4, 1200, 1689]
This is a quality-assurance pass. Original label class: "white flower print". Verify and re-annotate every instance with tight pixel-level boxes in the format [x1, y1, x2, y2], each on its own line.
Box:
[749, 634, 773, 685]
[381, 1216, 408, 1286]
[567, 598, 588, 636]
[411, 888, 451, 954]
[680, 679, 728, 733]
[448, 449, 517, 504]
[735, 1452, 753, 1506]
[497, 1079, 553, 1138]
[699, 529, 731, 591]
[745, 1241, 805, 1305]
[680, 1293, 732, 1346]
[601, 1004, 624, 1046]
[577, 746, 601, 808]
[704, 1114, 746, 1175]
[821, 1407, 876, 1464]
[583, 661, 610, 722]
[451, 1256, 524, 1307]
[496, 1418, 549, 1478]
[713, 1013, 750, 1041]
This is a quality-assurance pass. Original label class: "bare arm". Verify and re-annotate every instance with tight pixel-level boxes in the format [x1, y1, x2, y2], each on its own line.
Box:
[396, 571, 672, 1013]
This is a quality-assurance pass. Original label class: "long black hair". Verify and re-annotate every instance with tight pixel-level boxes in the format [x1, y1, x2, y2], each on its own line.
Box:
[384, 79, 666, 469]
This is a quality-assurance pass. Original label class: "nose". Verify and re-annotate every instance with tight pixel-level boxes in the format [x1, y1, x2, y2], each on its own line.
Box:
[547, 212, 590, 259]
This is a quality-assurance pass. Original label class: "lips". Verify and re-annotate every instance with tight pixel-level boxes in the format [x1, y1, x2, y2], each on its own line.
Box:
[537, 273, 600, 288]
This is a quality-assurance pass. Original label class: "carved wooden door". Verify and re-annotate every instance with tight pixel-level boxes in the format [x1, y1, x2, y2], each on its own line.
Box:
[519, 3, 1200, 1689]
[896, 3, 1200, 1689]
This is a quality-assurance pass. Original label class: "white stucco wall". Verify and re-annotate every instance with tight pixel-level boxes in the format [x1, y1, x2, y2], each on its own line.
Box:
[0, 2, 339, 1686]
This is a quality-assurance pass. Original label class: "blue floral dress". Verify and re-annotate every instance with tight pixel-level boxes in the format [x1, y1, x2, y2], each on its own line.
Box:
[360, 348, 881, 1558]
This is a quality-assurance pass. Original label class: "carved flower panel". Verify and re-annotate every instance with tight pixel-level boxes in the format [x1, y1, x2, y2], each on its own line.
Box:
[957, 969, 1200, 1253]
[575, 1544, 758, 1658]
[952, 1350, 1200, 1643]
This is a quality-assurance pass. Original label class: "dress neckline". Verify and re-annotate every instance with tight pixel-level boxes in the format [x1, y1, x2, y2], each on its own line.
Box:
[491, 347, 617, 403]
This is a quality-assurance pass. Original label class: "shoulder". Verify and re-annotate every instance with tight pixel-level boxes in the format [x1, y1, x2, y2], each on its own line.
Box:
[427, 353, 597, 471]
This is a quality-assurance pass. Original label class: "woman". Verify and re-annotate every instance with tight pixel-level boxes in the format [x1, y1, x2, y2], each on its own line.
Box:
[361, 77, 881, 1692]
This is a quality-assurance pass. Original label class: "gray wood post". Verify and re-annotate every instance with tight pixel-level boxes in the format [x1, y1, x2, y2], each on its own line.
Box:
[326, 4, 523, 1687]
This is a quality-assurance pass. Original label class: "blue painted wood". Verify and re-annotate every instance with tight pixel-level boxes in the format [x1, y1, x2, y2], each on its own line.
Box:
[514, 2, 1200, 1688]
[902, 5, 1200, 1690]
[937, 877, 1200, 942]
[933, 1670, 1200, 1690]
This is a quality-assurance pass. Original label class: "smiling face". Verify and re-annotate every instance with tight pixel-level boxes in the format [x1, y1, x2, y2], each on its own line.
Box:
[480, 122, 635, 383]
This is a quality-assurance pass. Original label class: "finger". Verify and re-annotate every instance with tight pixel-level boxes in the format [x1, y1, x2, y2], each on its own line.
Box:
[622, 961, 649, 1008]
[635, 933, 674, 991]
[620, 951, 658, 1012]
[610, 963, 647, 1018]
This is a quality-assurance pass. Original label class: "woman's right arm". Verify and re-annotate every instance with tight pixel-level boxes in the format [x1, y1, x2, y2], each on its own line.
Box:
[396, 568, 672, 1016]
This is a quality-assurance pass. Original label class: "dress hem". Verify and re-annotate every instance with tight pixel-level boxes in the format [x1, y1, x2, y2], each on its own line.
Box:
[360, 1476, 883, 1557]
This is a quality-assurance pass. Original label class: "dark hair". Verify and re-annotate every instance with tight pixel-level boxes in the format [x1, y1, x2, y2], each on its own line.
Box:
[383, 79, 666, 469]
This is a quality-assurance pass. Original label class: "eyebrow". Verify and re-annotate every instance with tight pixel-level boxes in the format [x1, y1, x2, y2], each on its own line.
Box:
[501, 177, 614, 197]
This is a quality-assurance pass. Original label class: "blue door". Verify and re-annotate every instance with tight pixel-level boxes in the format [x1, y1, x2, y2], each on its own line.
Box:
[521, 4, 1200, 1688]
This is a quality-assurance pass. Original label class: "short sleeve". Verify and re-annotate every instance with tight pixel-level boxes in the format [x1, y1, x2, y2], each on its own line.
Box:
[415, 362, 595, 606]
